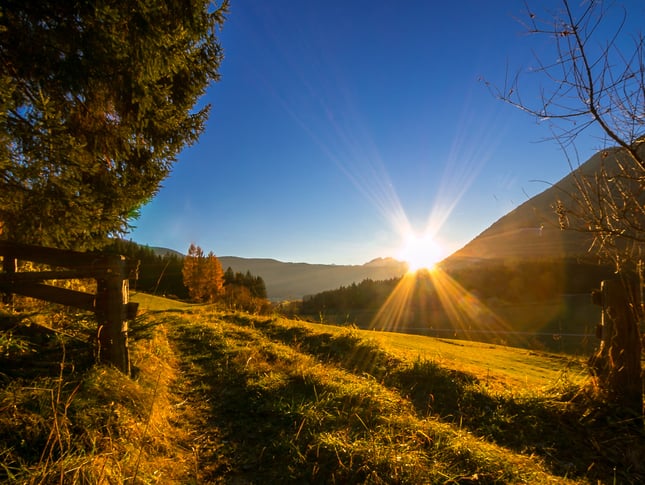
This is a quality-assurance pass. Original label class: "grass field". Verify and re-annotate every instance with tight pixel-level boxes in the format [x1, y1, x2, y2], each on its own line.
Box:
[354, 328, 587, 391]
[1, 295, 643, 483]
[131, 290, 196, 311]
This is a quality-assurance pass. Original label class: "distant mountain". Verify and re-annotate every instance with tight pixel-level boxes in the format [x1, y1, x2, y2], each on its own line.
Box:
[143, 146, 639, 302]
[218, 256, 407, 301]
[446, 146, 640, 265]
[150, 246, 184, 259]
[143, 246, 408, 301]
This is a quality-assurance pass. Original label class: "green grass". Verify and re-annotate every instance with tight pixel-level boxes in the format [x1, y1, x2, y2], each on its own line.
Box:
[305, 321, 587, 391]
[1, 297, 644, 483]
[130, 291, 196, 312]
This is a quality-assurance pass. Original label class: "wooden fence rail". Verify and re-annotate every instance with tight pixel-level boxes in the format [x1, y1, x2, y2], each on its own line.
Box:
[0, 241, 138, 374]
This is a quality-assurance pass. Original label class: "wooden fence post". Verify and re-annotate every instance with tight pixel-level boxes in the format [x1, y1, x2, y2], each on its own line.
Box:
[95, 254, 130, 375]
[590, 279, 642, 418]
[2, 255, 16, 306]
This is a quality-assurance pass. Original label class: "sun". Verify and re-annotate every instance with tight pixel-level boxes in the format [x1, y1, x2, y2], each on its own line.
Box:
[397, 231, 445, 273]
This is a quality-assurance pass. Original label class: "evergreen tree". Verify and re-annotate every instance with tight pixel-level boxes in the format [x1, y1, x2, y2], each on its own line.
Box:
[224, 267, 235, 286]
[251, 275, 267, 299]
[0, 0, 228, 249]
[103, 239, 188, 298]
[221, 266, 269, 311]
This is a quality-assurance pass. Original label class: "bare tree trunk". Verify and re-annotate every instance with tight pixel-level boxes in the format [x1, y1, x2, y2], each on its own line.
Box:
[590, 279, 643, 420]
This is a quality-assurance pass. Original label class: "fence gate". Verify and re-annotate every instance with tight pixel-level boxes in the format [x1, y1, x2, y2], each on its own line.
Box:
[0, 241, 138, 374]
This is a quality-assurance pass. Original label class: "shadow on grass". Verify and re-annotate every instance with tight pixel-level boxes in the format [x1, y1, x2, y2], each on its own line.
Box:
[169, 319, 305, 482]
[389, 357, 645, 483]
[0, 312, 96, 481]
[170, 318, 430, 483]
[241, 317, 645, 483]
[0, 313, 94, 380]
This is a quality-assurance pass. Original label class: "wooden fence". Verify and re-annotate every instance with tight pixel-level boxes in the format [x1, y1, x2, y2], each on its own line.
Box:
[0, 241, 138, 374]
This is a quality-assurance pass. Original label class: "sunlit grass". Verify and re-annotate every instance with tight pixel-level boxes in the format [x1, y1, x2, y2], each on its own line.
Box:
[2, 304, 641, 483]
[256, 313, 587, 392]
[175, 310, 585, 483]
[366, 329, 587, 392]
[0, 312, 193, 483]
[130, 291, 195, 312]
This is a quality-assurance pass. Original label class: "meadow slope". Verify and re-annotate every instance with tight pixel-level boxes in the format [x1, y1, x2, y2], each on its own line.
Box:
[1, 298, 644, 483]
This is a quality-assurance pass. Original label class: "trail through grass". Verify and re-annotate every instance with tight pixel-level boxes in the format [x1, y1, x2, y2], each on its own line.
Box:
[1, 300, 644, 483]
[167, 311, 574, 483]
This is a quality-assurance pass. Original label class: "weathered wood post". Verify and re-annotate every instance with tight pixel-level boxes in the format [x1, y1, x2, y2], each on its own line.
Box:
[95, 254, 131, 375]
[590, 279, 642, 418]
[1, 254, 16, 305]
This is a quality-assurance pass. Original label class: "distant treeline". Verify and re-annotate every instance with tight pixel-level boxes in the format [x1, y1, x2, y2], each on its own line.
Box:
[298, 277, 401, 317]
[296, 258, 614, 321]
[287, 258, 616, 353]
[448, 257, 616, 302]
[104, 240, 268, 307]
[105, 239, 188, 298]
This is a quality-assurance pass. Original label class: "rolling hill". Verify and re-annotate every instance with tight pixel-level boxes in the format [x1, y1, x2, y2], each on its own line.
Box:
[4, 302, 643, 483]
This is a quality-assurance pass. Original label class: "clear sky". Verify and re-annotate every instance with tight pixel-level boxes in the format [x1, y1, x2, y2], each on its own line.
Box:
[129, 0, 644, 265]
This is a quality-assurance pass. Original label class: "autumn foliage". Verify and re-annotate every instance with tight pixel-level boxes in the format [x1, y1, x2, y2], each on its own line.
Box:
[182, 243, 225, 303]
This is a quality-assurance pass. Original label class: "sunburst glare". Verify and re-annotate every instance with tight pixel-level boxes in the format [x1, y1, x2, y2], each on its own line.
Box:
[397, 230, 445, 272]
[371, 267, 521, 347]
[262, 40, 514, 344]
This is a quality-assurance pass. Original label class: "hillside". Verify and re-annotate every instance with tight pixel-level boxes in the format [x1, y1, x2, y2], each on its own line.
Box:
[218, 256, 407, 300]
[1, 301, 643, 483]
[449, 146, 641, 263]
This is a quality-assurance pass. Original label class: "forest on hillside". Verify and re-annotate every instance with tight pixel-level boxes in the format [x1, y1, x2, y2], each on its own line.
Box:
[105, 240, 269, 312]
[290, 258, 616, 353]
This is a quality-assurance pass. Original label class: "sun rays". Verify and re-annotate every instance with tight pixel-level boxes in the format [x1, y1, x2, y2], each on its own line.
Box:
[260, 42, 516, 342]
[312, 108, 515, 344]
[370, 267, 520, 347]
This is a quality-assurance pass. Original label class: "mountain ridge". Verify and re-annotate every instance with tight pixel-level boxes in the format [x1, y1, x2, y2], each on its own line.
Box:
[148, 247, 408, 300]
[446, 146, 639, 264]
[217, 256, 408, 300]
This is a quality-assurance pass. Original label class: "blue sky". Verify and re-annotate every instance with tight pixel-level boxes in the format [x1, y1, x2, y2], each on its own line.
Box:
[130, 0, 643, 265]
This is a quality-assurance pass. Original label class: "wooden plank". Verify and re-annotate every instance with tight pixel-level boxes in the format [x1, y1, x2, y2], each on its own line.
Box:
[7, 282, 96, 312]
[0, 270, 98, 283]
[1, 240, 136, 375]
[0, 241, 123, 271]
[95, 274, 130, 374]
